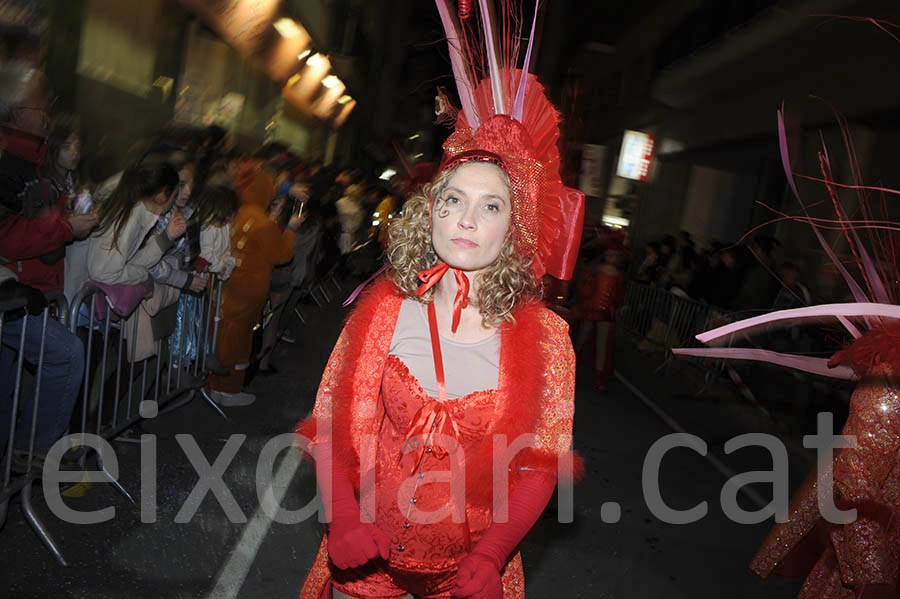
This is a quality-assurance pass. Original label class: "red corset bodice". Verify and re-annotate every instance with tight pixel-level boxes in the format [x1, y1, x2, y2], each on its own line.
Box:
[372, 354, 499, 569]
[381, 354, 499, 446]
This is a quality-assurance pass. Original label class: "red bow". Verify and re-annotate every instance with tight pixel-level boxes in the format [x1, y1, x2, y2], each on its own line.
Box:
[416, 262, 470, 333]
[403, 399, 461, 471]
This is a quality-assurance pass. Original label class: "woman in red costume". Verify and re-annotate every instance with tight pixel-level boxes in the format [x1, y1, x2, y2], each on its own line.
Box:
[675, 107, 900, 598]
[574, 249, 625, 390]
[295, 4, 584, 597]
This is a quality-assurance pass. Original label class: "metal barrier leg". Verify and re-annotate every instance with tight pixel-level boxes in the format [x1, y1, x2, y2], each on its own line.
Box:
[96, 450, 134, 504]
[112, 323, 124, 427]
[198, 388, 228, 420]
[166, 333, 174, 395]
[140, 358, 148, 406]
[175, 302, 187, 390]
[126, 316, 138, 419]
[154, 339, 162, 404]
[4, 316, 28, 488]
[210, 279, 223, 356]
[156, 389, 195, 417]
[22, 310, 49, 474]
[80, 297, 96, 445]
[192, 295, 203, 378]
[96, 317, 112, 435]
[21, 480, 67, 566]
[200, 289, 210, 373]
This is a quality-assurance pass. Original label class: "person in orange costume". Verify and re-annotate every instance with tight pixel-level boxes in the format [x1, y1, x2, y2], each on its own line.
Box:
[209, 161, 302, 406]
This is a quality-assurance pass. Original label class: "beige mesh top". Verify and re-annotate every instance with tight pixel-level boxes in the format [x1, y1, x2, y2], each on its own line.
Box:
[389, 298, 500, 400]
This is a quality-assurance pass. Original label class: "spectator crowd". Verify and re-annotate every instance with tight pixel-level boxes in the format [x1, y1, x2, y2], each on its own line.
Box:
[0, 61, 403, 469]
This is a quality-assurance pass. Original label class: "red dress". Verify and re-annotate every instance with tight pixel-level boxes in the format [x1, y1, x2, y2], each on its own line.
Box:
[296, 278, 579, 599]
[330, 355, 506, 597]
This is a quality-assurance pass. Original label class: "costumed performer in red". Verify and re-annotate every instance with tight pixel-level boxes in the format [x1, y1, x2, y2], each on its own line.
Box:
[675, 106, 900, 598]
[573, 248, 625, 391]
[295, 2, 585, 597]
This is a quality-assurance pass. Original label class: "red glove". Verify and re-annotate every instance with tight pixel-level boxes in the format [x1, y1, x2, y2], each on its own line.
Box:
[451, 471, 556, 598]
[452, 553, 502, 599]
[311, 443, 391, 569]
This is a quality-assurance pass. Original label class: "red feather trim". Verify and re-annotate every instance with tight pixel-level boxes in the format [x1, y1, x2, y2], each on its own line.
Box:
[829, 323, 900, 376]
[295, 277, 401, 481]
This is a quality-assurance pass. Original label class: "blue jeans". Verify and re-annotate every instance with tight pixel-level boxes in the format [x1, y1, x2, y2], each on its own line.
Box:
[0, 314, 84, 454]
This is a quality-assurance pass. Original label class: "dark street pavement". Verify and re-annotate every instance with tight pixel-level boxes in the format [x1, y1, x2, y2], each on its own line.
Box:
[0, 294, 809, 599]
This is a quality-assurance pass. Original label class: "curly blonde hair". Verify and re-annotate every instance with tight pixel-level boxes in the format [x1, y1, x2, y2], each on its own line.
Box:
[387, 166, 538, 328]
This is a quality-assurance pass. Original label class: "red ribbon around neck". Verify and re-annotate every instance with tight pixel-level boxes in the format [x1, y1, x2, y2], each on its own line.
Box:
[399, 300, 472, 552]
[401, 302, 460, 469]
[415, 262, 470, 333]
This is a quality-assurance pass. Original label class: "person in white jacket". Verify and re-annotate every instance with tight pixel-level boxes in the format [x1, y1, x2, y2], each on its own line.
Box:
[86, 161, 185, 289]
[81, 161, 186, 361]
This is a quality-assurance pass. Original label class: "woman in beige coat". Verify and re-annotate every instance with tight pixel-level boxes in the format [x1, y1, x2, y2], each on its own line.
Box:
[82, 161, 186, 360]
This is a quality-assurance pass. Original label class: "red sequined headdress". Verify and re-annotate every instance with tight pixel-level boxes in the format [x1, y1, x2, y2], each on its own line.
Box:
[433, 0, 585, 281]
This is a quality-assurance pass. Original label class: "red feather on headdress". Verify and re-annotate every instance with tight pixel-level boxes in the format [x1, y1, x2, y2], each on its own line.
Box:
[433, 0, 585, 280]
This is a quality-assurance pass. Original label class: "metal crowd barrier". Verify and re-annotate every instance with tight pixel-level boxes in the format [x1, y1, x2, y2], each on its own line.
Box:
[0, 292, 69, 564]
[3, 255, 364, 566]
[618, 281, 727, 356]
[67, 276, 228, 438]
[618, 281, 773, 415]
[0, 276, 228, 566]
[292, 248, 364, 323]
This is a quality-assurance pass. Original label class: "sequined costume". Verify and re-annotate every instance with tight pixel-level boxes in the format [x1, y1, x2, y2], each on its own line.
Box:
[671, 104, 900, 598]
[749, 330, 900, 598]
[295, 277, 579, 599]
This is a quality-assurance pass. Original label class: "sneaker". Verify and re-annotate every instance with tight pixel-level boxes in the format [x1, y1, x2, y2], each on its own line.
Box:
[279, 329, 297, 344]
[209, 390, 256, 407]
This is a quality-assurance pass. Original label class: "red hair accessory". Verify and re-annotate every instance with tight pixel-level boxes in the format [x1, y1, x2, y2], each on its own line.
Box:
[434, 1, 585, 281]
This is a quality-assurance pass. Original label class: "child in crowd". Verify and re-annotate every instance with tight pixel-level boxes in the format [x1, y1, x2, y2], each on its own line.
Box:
[170, 184, 239, 365]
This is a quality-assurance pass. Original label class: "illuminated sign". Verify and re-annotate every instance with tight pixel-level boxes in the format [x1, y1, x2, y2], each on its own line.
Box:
[616, 130, 655, 181]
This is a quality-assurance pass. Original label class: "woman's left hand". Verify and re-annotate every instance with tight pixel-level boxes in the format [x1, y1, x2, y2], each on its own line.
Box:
[450, 553, 502, 598]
